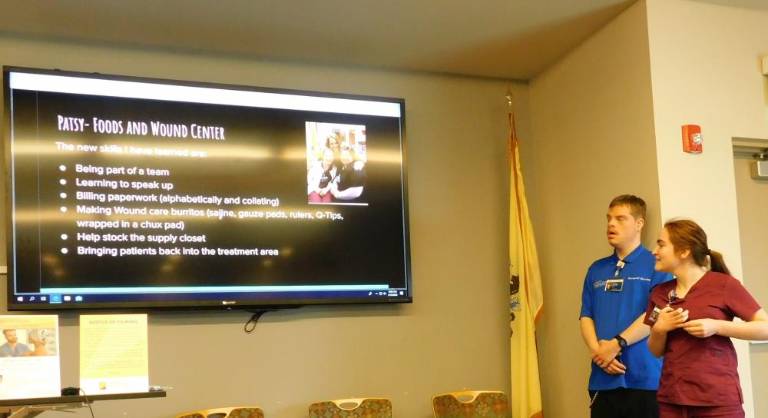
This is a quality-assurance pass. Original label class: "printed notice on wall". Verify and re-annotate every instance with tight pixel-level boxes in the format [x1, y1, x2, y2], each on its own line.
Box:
[0, 315, 61, 399]
[80, 314, 148, 395]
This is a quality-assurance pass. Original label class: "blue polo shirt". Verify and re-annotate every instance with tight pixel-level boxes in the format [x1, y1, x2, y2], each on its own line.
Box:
[580, 245, 672, 391]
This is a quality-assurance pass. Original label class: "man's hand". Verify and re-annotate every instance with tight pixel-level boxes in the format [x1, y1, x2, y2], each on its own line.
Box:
[592, 339, 621, 368]
[652, 307, 688, 333]
[682, 318, 720, 338]
[600, 358, 626, 375]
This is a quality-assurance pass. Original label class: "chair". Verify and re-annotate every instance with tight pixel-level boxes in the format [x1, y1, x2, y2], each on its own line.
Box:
[175, 406, 264, 418]
[308, 398, 392, 418]
[432, 390, 510, 418]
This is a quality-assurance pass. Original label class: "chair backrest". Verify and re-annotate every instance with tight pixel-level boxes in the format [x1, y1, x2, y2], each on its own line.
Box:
[432, 390, 510, 418]
[176, 406, 264, 418]
[308, 397, 392, 418]
[223, 407, 264, 418]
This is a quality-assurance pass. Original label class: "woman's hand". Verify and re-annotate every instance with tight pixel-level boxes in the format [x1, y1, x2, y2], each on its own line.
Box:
[653, 307, 688, 333]
[682, 318, 721, 338]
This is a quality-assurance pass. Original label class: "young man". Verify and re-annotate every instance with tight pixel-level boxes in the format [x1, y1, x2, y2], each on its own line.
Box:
[579, 195, 672, 418]
[0, 329, 31, 357]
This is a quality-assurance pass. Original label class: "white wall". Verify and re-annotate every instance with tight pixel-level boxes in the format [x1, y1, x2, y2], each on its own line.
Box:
[646, 1, 768, 416]
[0, 35, 529, 418]
[528, 2, 661, 417]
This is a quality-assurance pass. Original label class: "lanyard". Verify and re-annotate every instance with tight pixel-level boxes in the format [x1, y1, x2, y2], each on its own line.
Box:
[613, 259, 625, 278]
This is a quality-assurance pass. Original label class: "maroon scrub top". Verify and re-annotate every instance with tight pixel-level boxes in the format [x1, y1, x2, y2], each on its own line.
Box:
[644, 271, 761, 406]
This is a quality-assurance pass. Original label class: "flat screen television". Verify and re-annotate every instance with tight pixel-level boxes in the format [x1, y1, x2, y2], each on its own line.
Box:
[3, 66, 411, 310]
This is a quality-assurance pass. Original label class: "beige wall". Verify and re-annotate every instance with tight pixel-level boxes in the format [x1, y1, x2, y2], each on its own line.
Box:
[529, 1, 768, 415]
[646, 1, 768, 416]
[0, 36, 530, 418]
[528, 2, 661, 417]
[734, 154, 768, 418]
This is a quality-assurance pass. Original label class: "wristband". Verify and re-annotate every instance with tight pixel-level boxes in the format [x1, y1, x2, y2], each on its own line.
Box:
[614, 334, 628, 350]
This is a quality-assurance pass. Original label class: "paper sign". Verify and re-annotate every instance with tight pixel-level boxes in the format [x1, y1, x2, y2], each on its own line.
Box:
[80, 314, 148, 395]
[0, 315, 61, 399]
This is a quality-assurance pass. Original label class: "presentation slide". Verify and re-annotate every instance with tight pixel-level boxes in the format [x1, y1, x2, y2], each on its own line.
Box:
[5, 69, 410, 308]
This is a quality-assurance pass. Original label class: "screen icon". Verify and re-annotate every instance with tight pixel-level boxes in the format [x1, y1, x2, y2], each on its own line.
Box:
[63, 295, 72, 302]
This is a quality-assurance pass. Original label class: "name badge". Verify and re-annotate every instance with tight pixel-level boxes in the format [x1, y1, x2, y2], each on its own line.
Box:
[648, 306, 661, 323]
[605, 279, 624, 292]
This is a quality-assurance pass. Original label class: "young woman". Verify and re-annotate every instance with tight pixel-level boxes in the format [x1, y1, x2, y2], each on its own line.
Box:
[645, 219, 768, 418]
[307, 147, 337, 203]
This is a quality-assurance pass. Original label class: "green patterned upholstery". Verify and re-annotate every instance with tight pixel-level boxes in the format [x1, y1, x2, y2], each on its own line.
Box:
[308, 398, 392, 418]
[176, 406, 264, 418]
[225, 407, 264, 418]
[432, 391, 510, 418]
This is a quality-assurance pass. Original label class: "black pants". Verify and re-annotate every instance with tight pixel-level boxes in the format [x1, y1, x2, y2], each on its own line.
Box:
[589, 388, 659, 418]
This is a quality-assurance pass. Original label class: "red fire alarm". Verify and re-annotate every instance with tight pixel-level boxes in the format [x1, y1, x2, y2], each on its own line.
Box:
[682, 124, 703, 153]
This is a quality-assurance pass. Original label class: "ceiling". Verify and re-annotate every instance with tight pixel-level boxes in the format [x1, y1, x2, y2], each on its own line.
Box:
[0, 0, 765, 80]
